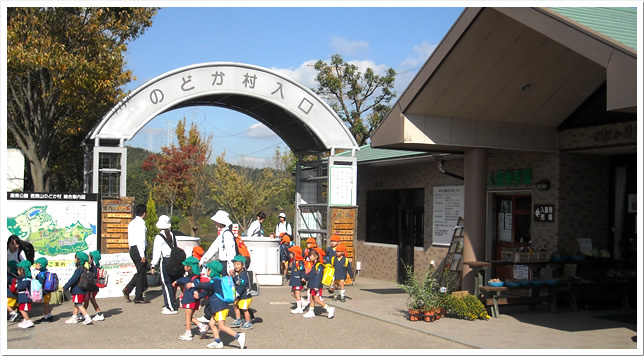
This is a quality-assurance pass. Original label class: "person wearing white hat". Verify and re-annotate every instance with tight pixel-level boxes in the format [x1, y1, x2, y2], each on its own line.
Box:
[201, 210, 236, 277]
[150, 215, 179, 314]
[275, 212, 292, 238]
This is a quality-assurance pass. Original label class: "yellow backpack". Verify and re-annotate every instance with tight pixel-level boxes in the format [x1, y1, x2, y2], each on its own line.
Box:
[320, 263, 335, 286]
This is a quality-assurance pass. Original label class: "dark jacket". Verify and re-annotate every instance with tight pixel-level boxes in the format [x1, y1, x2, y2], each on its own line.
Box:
[62, 267, 86, 295]
[16, 277, 32, 304]
[324, 247, 336, 264]
[233, 269, 251, 300]
[303, 262, 325, 289]
[175, 274, 201, 305]
[332, 256, 354, 280]
[288, 259, 305, 287]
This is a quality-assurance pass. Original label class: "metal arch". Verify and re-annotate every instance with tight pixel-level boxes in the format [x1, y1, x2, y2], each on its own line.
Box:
[86, 62, 359, 153]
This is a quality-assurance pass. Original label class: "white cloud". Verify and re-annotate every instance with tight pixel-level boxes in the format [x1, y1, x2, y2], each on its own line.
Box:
[271, 61, 319, 90]
[245, 123, 277, 138]
[330, 36, 369, 56]
[401, 41, 436, 69]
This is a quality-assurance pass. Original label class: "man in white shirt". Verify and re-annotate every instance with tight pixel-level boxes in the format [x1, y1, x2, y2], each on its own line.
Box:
[149, 215, 178, 314]
[123, 204, 149, 304]
[246, 212, 266, 237]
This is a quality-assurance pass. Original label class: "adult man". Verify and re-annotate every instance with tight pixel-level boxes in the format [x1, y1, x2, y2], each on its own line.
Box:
[275, 212, 292, 237]
[149, 215, 178, 314]
[201, 210, 236, 277]
[123, 204, 150, 303]
[246, 211, 265, 237]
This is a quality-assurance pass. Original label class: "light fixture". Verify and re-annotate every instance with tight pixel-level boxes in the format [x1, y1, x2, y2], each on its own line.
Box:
[536, 179, 550, 191]
[520, 83, 532, 91]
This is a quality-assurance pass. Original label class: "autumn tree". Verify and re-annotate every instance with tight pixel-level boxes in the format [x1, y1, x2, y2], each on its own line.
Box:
[6, 7, 157, 192]
[313, 54, 396, 145]
[211, 151, 292, 233]
[143, 118, 212, 236]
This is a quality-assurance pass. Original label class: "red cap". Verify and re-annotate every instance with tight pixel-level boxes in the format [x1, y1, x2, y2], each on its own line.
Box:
[330, 235, 340, 242]
[192, 246, 204, 260]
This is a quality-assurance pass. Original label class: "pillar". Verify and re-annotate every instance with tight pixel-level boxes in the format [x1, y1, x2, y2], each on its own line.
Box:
[462, 148, 488, 292]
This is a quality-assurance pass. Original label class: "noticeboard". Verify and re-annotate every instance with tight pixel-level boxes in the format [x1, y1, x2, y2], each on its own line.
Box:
[432, 186, 464, 246]
[101, 197, 134, 253]
[328, 165, 356, 206]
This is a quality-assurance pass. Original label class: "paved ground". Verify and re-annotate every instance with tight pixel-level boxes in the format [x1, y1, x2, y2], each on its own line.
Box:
[4, 277, 640, 352]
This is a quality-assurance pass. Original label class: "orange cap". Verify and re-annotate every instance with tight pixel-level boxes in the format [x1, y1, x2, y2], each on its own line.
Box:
[192, 246, 204, 260]
[335, 244, 347, 252]
[288, 245, 302, 255]
[306, 238, 316, 245]
[313, 247, 325, 258]
[281, 235, 291, 244]
[330, 235, 340, 242]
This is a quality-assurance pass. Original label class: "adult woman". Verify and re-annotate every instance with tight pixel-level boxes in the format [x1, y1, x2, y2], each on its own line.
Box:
[201, 210, 236, 277]
[7, 235, 27, 263]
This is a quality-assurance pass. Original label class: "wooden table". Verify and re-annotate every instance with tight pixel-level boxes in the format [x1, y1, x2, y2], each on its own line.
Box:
[463, 261, 491, 297]
[478, 283, 560, 318]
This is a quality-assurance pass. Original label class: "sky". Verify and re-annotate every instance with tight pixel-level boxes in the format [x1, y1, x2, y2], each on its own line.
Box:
[116, 4, 466, 167]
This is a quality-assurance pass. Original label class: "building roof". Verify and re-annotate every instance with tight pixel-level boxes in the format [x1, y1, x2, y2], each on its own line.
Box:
[337, 144, 439, 164]
[548, 7, 637, 51]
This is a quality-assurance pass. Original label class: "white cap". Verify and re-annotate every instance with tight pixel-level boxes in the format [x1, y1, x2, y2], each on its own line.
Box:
[156, 215, 171, 229]
[278, 212, 286, 218]
[211, 210, 233, 226]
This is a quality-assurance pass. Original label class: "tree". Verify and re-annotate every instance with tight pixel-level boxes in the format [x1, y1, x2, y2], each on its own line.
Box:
[211, 152, 291, 233]
[145, 193, 160, 260]
[313, 54, 396, 146]
[7, 7, 157, 192]
[143, 118, 212, 236]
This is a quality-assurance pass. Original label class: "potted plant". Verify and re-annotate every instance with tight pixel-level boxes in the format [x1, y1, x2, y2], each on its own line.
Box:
[399, 261, 441, 322]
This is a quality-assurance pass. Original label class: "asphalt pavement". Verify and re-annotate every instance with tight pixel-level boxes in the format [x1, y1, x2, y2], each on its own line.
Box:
[4, 277, 639, 352]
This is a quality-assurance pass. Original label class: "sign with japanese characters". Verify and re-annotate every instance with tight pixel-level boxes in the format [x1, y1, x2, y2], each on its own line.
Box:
[534, 204, 555, 222]
[432, 186, 464, 246]
[329, 165, 357, 206]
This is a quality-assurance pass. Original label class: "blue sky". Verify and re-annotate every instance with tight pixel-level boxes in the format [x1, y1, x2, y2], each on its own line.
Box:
[121, 5, 465, 167]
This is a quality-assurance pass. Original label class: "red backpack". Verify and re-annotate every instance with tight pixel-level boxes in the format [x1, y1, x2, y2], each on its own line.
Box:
[235, 236, 251, 260]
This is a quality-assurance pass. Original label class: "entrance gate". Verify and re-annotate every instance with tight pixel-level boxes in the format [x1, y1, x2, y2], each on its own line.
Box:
[83, 62, 359, 244]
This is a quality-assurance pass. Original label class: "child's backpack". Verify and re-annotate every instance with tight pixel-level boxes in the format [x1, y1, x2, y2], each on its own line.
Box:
[304, 260, 314, 275]
[161, 234, 187, 280]
[96, 268, 109, 288]
[17, 239, 35, 263]
[234, 236, 251, 263]
[79, 267, 99, 292]
[41, 271, 59, 292]
[29, 278, 43, 302]
[331, 256, 349, 268]
[9, 278, 18, 294]
[321, 263, 335, 286]
[214, 276, 235, 303]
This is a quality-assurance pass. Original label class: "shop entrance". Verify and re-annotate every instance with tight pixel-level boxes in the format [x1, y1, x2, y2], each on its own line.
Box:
[488, 191, 533, 281]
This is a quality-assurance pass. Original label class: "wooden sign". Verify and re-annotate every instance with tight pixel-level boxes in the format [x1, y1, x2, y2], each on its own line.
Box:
[101, 197, 134, 253]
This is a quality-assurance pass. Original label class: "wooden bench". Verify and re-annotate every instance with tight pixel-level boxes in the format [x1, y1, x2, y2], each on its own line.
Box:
[478, 284, 559, 318]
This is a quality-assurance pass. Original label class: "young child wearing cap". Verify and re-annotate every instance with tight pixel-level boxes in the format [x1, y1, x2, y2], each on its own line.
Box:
[62, 252, 93, 325]
[15, 260, 35, 328]
[279, 233, 292, 280]
[331, 244, 355, 302]
[302, 238, 323, 308]
[173, 256, 209, 341]
[189, 260, 247, 349]
[325, 235, 341, 264]
[33, 257, 55, 323]
[288, 245, 307, 314]
[82, 251, 105, 322]
[301, 248, 335, 319]
[7, 260, 20, 322]
[230, 255, 253, 330]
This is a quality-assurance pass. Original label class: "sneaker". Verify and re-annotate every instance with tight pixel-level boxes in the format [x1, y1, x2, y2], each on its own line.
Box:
[199, 323, 209, 339]
[327, 307, 335, 319]
[303, 310, 315, 318]
[161, 307, 177, 315]
[179, 331, 193, 341]
[37, 315, 53, 323]
[237, 332, 246, 349]
[290, 308, 304, 314]
[240, 321, 253, 330]
[301, 299, 310, 308]
[197, 316, 209, 323]
[340, 296, 346, 303]
[9, 311, 19, 322]
[83, 317, 93, 325]
[207, 340, 224, 349]
[65, 316, 79, 324]
[230, 318, 243, 328]
[92, 313, 105, 321]
[18, 320, 34, 328]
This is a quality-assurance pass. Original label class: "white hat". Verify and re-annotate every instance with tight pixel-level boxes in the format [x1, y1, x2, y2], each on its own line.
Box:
[211, 210, 233, 226]
[278, 212, 286, 218]
[156, 215, 171, 229]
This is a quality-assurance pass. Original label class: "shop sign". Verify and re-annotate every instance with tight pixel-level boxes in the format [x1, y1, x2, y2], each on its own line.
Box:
[488, 168, 532, 187]
[534, 204, 554, 222]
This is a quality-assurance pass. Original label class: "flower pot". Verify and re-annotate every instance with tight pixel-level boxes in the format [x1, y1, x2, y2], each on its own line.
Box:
[408, 309, 421, 321]
[422, 310, 435, 322]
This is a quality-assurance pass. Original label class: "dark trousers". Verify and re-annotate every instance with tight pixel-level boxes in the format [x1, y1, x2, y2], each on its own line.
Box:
[126, 246, 147, 300]
[159, 257, 177, 311]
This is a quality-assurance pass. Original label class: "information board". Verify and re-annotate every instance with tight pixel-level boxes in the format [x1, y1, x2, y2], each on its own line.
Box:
[328, 165, 356, 206]
[432, 186, 464, 246]
[101, 197, 134, 253]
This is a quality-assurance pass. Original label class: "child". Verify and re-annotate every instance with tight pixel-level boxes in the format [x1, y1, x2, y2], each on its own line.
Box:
[230, 255, 253, 330]
[301, 248, 335, 319]
[62, 251, 93, 325]
[288, 246, 306, 314]
[15, 260, 34, 328]
[189, 260, 246, 349]
[7, 260, 20, 322]
[302, 237, 323, 307]
[82, 251, 105, 321]
[172, 256, 209, 341]
[279, 234, 291, 280]
[33, 257, 55, 323]
[331, 244, 355, 302]
[324, 235, 340, 264]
